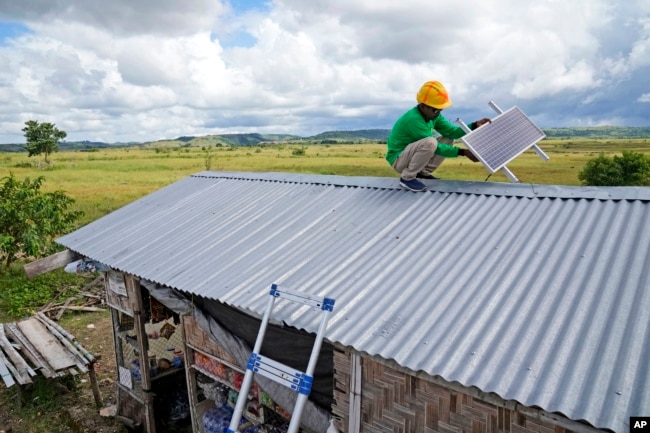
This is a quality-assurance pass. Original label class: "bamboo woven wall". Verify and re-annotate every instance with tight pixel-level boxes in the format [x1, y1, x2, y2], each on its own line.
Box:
[182, 316, 238, 365]
[333, 347, 580, 433]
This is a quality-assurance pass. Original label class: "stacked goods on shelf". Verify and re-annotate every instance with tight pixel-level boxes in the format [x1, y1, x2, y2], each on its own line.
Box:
[183, 316, 302, 432]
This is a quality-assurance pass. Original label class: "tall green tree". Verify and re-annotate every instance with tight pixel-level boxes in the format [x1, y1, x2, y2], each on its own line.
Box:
[22, 120, 67, 164]
[578, 151, 650, 186]
[0, 174, 83, 269]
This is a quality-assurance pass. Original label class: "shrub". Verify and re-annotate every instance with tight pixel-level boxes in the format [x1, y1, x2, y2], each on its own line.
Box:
[0, 267, 89, 318]
[578, 151, 650, 186]
[0, 174, 83, 268]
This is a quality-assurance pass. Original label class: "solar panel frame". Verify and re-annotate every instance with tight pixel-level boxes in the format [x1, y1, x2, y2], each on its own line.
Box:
[460, 106, 546, 174]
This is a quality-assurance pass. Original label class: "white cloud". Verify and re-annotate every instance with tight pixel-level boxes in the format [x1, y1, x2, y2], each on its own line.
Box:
[0, 0, 226, 36]
[0, 0, 648, 143]
[627, 18, 650, 68]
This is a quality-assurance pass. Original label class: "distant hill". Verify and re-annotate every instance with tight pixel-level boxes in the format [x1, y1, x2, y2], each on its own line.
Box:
[1, 126, 648, 152]
[308, 129, 389, 142]
[0, 140, 136, 152]
[144, 133, 301, 148]
[543, 126, 650, 138]
[141, 130, 388, 148]
[59, 140, 137, 150]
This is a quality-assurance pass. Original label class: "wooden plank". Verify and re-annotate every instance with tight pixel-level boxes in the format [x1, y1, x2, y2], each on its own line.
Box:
[0, 354, 16, 387]
[0, 325, 34, 383]
[41, 305, 105, 314]
[33, 314, 89, 372]
[23, 249, 80, 279]
[4, 323, 56, 378]
[80, 275, 104, 292]
[34, 314, 90, 371]
[55, 297, 75, 321]
[0, 349, 17, 388]
[16, 318, 76, 371]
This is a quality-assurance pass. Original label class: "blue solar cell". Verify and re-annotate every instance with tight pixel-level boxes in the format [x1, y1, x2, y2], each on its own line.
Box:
[460, 106, 546, 174]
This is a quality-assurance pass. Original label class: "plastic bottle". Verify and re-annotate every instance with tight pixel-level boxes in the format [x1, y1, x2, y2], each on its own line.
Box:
[148, 352, 158, 376]
[172, 349, 184, 368]
[130, 360, 141, 382]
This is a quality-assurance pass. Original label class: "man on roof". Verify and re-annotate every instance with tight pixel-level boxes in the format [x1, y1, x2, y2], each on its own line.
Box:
[386, 80, 491, 192]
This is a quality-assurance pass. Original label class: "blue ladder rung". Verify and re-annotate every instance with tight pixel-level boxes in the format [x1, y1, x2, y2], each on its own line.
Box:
[247, 353, 313, 394]
[270, 284, 335, 311]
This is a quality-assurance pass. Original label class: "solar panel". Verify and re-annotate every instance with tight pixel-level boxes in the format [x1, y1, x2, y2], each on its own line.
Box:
[459, 104, 547, 182]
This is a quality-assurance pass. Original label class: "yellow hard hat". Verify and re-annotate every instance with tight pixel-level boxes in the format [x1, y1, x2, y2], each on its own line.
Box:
[416, 81, 452, 109]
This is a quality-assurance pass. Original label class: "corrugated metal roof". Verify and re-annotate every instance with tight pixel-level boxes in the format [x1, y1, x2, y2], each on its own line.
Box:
[57, 171, 650, 433]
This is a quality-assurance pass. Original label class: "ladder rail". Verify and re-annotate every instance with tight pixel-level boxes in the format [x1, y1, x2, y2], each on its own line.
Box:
[286, 305, 332, 433]
[228, 291, 277, 432]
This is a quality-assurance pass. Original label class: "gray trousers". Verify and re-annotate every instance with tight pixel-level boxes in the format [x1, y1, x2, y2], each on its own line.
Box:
[392, 136, 453, 180]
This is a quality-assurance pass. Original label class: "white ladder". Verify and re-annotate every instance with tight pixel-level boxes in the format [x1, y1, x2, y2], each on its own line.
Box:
[227, 284, 336, 433]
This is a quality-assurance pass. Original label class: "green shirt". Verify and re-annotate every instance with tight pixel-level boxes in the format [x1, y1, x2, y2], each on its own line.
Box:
[386, 106, 468, 166]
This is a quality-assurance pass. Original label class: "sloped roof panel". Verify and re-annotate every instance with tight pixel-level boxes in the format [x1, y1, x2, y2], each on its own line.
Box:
[57, 172, 650, 433]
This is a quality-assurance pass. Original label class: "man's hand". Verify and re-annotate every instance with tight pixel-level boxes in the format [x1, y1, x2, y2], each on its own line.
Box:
[472, 118, 491, 129]
[465, 149, 479, 162]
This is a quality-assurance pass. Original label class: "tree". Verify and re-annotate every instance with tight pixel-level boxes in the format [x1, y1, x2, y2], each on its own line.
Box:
[0, 174, 83, 269]
[578, 151, 650, 186]
[22, 120, 67, 164]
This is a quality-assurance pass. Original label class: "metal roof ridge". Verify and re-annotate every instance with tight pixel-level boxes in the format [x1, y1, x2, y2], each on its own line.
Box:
[190, 170, 650, 201]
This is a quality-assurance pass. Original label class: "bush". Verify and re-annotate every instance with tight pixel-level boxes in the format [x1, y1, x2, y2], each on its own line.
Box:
[578, 151, 650, 186]
[0, 267, 89, 318]
[0, 174, 83, 268]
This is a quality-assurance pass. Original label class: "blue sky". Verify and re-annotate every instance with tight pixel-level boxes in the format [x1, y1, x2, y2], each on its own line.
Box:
[0, 21, 30, 43]
[0, 0, 648, 144]
[229, 0, 269, 13]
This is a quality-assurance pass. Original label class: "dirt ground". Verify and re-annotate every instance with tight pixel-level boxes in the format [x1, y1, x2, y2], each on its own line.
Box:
[0, 310, 128, 433]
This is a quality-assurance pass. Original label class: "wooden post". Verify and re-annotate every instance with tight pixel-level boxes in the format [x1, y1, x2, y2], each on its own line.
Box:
[143, 391, 156, 433]
[125, 274, 156, 433]
[88, 356, 103, 408]
[181, 316, 201, 432]
[110, 307, 124, 422]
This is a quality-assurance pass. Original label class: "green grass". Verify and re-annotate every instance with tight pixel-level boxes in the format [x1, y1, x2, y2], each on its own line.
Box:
[0, 377, 71, 432]
[1, 140, 649, 225]
[0, 265, 94, 322]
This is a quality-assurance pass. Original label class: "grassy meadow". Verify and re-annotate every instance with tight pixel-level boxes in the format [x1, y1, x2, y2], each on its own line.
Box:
[1, 138, 650, 225]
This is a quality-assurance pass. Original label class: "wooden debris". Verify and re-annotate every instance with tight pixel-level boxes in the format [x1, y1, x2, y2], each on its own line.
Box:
[36, 313, 95, 364]
[37, 273, 106, 320]
[0, 315, 101, 409]
[41, 305, 105, 314]
[4, 260, 105, 406]
[4, 323, 57, 379]
[0, 351, 16, 387]
[80, 275, 104, 293]
[16, 319, 76, 372]
[0, 325, 34, 384]
[54, 297, 75, 321]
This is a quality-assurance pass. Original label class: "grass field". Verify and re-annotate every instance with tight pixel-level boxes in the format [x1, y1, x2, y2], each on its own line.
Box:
[2, 138, 648, 225]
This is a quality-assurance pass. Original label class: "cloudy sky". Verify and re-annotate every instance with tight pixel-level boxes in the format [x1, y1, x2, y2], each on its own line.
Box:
[0, 0, 648, 144]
